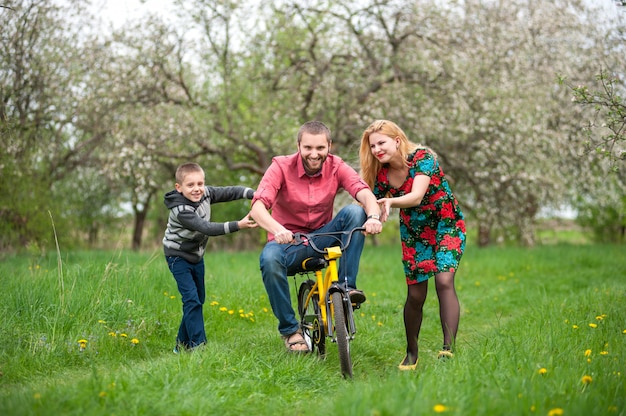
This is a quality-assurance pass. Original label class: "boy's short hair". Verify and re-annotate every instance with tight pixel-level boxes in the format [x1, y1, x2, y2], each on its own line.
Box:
[175, 163, 204, 184]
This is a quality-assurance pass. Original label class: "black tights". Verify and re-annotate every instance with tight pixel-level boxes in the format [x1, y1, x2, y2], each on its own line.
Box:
[402, 272, 459, 364]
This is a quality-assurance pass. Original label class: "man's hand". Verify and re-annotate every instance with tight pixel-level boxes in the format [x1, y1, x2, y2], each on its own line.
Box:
[363, 216, 382, 235]
[273, 228, 294, 244]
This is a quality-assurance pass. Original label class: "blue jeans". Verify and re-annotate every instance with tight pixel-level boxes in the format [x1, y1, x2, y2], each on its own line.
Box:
[259, 204, 367, 336]
[166, 256, 207, 348]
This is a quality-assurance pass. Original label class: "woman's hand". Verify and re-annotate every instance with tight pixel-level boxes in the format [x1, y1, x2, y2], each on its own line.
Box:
[378, 198, 393, 222]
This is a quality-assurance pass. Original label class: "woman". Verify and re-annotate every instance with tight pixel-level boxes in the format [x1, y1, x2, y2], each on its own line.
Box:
[359, 120, 466, 370]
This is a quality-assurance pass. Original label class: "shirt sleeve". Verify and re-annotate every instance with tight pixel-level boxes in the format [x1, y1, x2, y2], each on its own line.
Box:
[175, 206, 239, 235]
[251, 160, 283, 209]
[336, 160, 371, 198]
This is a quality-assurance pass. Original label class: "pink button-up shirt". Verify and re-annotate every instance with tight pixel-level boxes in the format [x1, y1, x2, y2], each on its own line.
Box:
[252, 153, 370, 241]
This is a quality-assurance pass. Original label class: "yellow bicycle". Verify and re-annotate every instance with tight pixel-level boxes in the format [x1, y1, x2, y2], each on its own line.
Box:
[290, 227, 365, 378]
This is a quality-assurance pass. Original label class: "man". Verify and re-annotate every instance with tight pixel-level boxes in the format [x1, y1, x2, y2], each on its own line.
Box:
[250, 121, 383, 352]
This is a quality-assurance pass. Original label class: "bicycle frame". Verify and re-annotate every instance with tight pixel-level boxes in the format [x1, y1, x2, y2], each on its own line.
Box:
[291, 227, 364, 377]
[301, 245, 354, 339]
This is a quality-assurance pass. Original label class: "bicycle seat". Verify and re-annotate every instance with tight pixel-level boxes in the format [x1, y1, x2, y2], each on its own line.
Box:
[291, 257, 327, 274]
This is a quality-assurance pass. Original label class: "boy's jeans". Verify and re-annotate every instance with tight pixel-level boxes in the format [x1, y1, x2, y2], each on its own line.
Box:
[259, 204, 366, 336]
[166, 256, 207, 348]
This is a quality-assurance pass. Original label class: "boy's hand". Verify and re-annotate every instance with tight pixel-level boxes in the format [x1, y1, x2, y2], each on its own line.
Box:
[238, 213, 258, 230]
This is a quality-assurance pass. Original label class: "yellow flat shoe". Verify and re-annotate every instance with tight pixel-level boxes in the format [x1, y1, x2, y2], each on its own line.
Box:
[437, 350, 454, 359]
[398, 356, 418, 370]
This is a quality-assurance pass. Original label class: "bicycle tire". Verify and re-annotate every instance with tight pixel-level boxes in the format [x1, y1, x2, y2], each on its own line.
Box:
[331, 291, 352, 378]
[298, 280, 325, 355]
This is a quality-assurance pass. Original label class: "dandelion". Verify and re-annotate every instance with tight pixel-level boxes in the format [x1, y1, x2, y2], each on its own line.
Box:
[170, 295, 176, 299]
[600, 351, 609, 356]
[263, 307, 269, 313]
[622, 329, 625, 334]
[588, 323, 597, 328]
[582, 375, 593, 384]
[228, 310, 234, 315]
[377, 322, 383, 327]
[98, 319, 106, 324]
[163, 291, 169, 296]
[108, 332, 116, 337]
[219, 307, 228, 312]
[120, 333, 128, 338]
[131, 338, 139, 345]
[548, 408, 564, 416]
[78, 339, 88, 351]
[433, 404, 448, 413]
[595, 315, 604, 321]
[538, 368, 547, 375]
[572, 325, 579, 329]
[210, 301, 219, 306]
[584, 349, 592, 357]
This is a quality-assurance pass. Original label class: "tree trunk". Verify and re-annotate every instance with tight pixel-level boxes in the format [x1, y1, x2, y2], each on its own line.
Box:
[132, 209, 147, 251]
[478, 222, 491, 247]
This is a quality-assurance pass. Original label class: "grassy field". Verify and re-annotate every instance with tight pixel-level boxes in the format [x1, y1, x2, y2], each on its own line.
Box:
[0, 240, 624, 416]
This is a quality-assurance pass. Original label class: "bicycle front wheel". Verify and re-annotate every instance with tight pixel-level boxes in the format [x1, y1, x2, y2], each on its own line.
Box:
[331, 291, 352, 378]
[298, 280, 325, 355]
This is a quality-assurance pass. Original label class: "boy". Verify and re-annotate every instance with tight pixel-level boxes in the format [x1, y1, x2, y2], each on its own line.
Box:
[163, 162, 257, 352]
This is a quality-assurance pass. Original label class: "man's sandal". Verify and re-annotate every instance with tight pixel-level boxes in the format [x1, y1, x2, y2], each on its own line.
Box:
[282, 330, 310, 353]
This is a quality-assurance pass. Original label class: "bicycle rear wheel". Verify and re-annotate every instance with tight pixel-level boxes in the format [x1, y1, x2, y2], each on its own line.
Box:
[298, 280, 325, 355]
[331, 291, 352, 378]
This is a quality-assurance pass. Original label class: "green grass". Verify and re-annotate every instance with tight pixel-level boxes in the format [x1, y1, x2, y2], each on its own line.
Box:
[0, 242, 624, 415]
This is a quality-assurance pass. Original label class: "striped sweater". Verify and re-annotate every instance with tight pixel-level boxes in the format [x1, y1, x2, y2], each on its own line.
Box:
[163, 185, 255, 263]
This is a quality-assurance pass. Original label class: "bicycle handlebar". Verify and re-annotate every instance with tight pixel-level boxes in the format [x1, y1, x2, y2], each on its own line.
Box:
[291, 227, 366, 255]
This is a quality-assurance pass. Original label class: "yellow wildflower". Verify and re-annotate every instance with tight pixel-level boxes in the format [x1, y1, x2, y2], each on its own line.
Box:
[600, 351, 608, 355]
[584, 349, 592, 357]
[582, 375, 593, 384]
[219, 307, 227, 312]
[433, 404, 448, 413]
[572, 325, 579, 329]
[538, 368, 547, 375]
[131, 338, 139, 345]
[548, 408, 564, 416]
[588, 323, 597, 328]
[210, 301, 219, 306]
[595, 315, 603, 321]
[120, 333, 128, 338]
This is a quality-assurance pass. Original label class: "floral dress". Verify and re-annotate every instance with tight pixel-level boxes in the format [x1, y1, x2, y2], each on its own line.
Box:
[374, 149, 466, 284]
